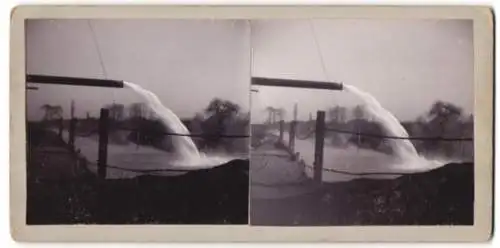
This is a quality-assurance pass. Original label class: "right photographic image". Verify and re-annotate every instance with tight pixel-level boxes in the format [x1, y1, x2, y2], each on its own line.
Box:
[249, 19, 474, 226]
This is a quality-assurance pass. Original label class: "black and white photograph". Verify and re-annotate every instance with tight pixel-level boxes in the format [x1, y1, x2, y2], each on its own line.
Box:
[10, 5, 493, 242]
[25, 19, 251, 225]
[250, 19, 475, 226]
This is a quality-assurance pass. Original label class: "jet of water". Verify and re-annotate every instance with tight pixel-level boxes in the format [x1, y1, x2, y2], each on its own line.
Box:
[123, 81, 241, 170]
[343, 84, 453, 172]
[124, 81, 200, 160]
[343, 84, 419, 161]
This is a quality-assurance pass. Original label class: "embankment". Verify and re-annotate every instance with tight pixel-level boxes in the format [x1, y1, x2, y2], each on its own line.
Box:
[251, 162, 473, 225]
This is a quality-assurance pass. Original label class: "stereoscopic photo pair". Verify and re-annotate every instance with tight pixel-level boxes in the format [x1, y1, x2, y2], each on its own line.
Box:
[10, 6, 493, 242]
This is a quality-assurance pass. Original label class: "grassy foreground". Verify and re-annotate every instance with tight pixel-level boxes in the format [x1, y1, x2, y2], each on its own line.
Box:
[251, 162, 474, 226]
[26, 124, 249, 225]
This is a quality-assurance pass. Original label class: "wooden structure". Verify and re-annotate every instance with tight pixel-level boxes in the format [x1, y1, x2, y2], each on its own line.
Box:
[288, 121, 296, 153]
[58, 118, 63, 138]
[314, 111, 326, 182]
[97, 108, 109, 180]
[27, 74, 125, 180]
[279, 120, 285, 141]
[252, 77, 343, 91]
[26, 74, 125, 88]
[252, 77, 343, 182]
[68, 100, 76, 149]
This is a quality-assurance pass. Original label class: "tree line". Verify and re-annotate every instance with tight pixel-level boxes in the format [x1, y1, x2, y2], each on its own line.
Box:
[257, 101, 473, 160]
[38, 98, 250, 154]
[323, 101, 473, 160]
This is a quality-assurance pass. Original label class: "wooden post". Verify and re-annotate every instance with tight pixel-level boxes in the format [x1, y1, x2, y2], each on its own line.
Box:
[279, 120, 284, 142]
[58, 117, 63, 138]
[293, 103, 298, 121]
[98, 108, 109, 180]
[70, 100, 75, 124]
[289, 120, 296, 153]
[314, 111, 326, 183]
[288, 102, 298, 152]
[68, 100, 76, 149]
[68, 118, 76, 150]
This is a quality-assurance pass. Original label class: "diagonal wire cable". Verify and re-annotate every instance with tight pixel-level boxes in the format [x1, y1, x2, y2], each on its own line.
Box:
[87, 20, 108, 79]
[309, 19, 331, 83]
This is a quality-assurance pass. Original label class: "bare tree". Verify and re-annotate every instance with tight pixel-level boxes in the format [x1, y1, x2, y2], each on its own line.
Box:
[352, 105, 365, 120]
[128, 102, 146, 119]
[105, 103, 125, 121]
[40, 104, 63, 121]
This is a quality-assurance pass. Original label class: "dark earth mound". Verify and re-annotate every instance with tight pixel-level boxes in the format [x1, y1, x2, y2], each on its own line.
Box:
[27, 159, 249, 225]
[251, 162, 473, 226]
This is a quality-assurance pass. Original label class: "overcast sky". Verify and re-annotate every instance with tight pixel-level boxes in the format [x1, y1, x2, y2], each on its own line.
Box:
[26, 19, 250, 120]
[250, 19, 474, 123]
[26, 19, 474, 124]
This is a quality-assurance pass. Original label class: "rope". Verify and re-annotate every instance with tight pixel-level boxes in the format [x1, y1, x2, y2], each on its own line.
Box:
[251, 179, 312, 187]
[87, 20, 108, 79]
[325, 127, 473, 141]
[76, 129, 99, 138]
[280, 125, 472, 142]
[106, 164, 194, 173]
[309, 19, 331, 83]
[87, 162, 197, 173]
[70, 127, 249, 139]
[251, 153, 292, 159]
[304, 164, 414, 176]
[115, 126, 250, 138]
[295, 127, 316, 140]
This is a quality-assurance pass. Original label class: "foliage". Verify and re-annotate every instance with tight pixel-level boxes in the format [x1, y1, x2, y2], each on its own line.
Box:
[327, 106, 347, 124]
[105, 103, 125, 121]
[352, 105, 366, 120]
[418, 101, 471, 158]
[128, 102, 147, 119]
[328, 101, 473, 160]
[119, 99, 248, 153]
[200, 98, 247, 151]
[345, 119, 386, 150]
[126, 116, 171, 150]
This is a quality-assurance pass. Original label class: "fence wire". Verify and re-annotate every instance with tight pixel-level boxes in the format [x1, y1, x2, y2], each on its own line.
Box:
[249, 123, 474, 186]
[115, 126, 250, 139]
[66, 121, 472, 183]
[304, 164, 417, 176]
[86, 161, 198, 174]
[325, 127, 473, 141]
[66, 125, 250, 139]
[290, 125, 473, 142]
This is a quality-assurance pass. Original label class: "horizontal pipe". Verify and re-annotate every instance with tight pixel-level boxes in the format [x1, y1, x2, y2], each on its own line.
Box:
[26, 74, 125, 88]
[252, 77, 343, 91]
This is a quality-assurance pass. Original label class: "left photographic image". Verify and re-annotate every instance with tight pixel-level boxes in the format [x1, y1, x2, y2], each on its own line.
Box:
[25, 19, 251, 225]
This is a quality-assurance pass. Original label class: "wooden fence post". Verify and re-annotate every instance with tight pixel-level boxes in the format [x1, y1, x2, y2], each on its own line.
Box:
[279, 120, 284, 142]
[289, 120, 296, 153]
[58, 117, 63, 138]
[68, 118, 77, 150]
[314, 111, 325, 183]
[98, 108, 109, 180]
